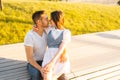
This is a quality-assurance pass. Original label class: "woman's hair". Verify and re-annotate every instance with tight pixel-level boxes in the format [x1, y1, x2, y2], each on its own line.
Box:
[51, 10, 64, 29]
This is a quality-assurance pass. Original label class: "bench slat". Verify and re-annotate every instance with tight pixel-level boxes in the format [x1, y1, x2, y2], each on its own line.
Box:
[74, 64, 120, 80]
[0, 59, 13, 64]
[0, 72, 30, 80]
[0, 67, 27, 75]
[105, 74, 120, 80]
[0, 70, 29, 78]
[0, 60, 26, 68]
[0, 63, 26, 72]
[89, 69, 120, 80]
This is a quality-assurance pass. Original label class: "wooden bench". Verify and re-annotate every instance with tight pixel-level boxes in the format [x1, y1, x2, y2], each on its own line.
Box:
[0, 57, 78, 80]
[0, 58, 30, 80]
[0, 57, 74, 80]
[0, 57, 120, 80]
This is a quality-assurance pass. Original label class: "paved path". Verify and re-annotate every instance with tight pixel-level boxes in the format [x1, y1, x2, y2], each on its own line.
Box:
[68, 0, 118, 5]
[68, 30, 120, 72]
[0, 30, 120, 80]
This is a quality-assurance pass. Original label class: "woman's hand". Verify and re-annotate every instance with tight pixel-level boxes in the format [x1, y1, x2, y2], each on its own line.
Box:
[44, 62, 53, 73]
[32, 25, 38, 31]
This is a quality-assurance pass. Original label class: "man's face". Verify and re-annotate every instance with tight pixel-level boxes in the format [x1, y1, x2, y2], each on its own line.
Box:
[41, 14, 49, 28]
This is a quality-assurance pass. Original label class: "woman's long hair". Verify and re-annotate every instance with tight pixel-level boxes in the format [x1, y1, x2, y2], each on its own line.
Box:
[51, 10, 64, 29]
[51, 10, 67, 63]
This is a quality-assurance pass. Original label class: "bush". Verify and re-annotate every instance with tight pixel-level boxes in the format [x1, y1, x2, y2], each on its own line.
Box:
[0, 2, 120, 45]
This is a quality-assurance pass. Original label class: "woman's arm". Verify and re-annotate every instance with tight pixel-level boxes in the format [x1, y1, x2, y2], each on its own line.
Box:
[52, 42, 66, 64]
[49, 30, 71, 64]
[44, 42, 66, 72]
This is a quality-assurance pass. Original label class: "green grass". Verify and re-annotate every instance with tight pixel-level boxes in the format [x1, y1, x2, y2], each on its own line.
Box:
[0, 1, 120, 45]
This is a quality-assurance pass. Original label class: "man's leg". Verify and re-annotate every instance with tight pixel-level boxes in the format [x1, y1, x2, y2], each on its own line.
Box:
[27, 62, 43, 80]
[57, 74, 67, 80]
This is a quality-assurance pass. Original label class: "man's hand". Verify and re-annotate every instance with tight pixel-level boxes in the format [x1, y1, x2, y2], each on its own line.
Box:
[40, 67, 44, 77]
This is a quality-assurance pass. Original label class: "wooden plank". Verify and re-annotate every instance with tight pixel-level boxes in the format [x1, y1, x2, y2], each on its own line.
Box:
[0, 58, 5, 60]
[0, 67, 27, 76]
[0, 67, 27, 75]
[89, 69, 120, 80]
[0, 57, 6, 60]
[75, 64, 120, 80]
[74, 62, 120, 76]
[0, 63, 26, 72]
[6, 77, 30, 80]
[0, 70, 28, 78]
[0, 61, 26, 68]
[0, 59, 29, 79]
[105, 74, 120, 80]
[0, 59, 13, 64]
[14, 74, 30, 80]
[0, 72, 30, 80]
[0, 58, 30, 79]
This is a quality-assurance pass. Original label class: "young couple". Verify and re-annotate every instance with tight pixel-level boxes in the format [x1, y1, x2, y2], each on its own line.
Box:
[24, 10, 71, 80]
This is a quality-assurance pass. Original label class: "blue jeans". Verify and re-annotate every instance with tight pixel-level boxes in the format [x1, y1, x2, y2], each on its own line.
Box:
[27, 61, 43, 80]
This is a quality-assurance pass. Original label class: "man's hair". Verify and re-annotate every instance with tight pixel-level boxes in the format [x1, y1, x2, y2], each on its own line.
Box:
[32, 10, 45, 24]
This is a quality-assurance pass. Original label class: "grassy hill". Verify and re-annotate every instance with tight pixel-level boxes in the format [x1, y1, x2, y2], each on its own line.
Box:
[0, 1, 120, 45]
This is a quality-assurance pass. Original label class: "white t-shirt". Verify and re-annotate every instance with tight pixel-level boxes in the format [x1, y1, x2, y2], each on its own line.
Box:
[24, 30, 47, 61]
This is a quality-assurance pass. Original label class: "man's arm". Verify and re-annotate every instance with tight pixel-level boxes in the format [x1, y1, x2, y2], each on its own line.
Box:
[25, 46, 43, 76]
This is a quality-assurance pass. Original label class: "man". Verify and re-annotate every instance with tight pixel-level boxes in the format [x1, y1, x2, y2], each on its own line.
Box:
[24, 10, 67, 80]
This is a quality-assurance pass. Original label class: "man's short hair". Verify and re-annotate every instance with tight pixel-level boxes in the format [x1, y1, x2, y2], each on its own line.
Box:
[32, 10, 45, 24]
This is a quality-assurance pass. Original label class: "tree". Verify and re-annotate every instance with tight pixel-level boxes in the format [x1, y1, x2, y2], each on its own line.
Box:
[48, 0, 61, 1]
[66, 0, 68, 2]
[118, 0, 120, 5]
[0, 0, 2, 10]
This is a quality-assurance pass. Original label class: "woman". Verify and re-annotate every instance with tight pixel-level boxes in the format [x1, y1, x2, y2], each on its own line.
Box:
[42, 10, 71, 80]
